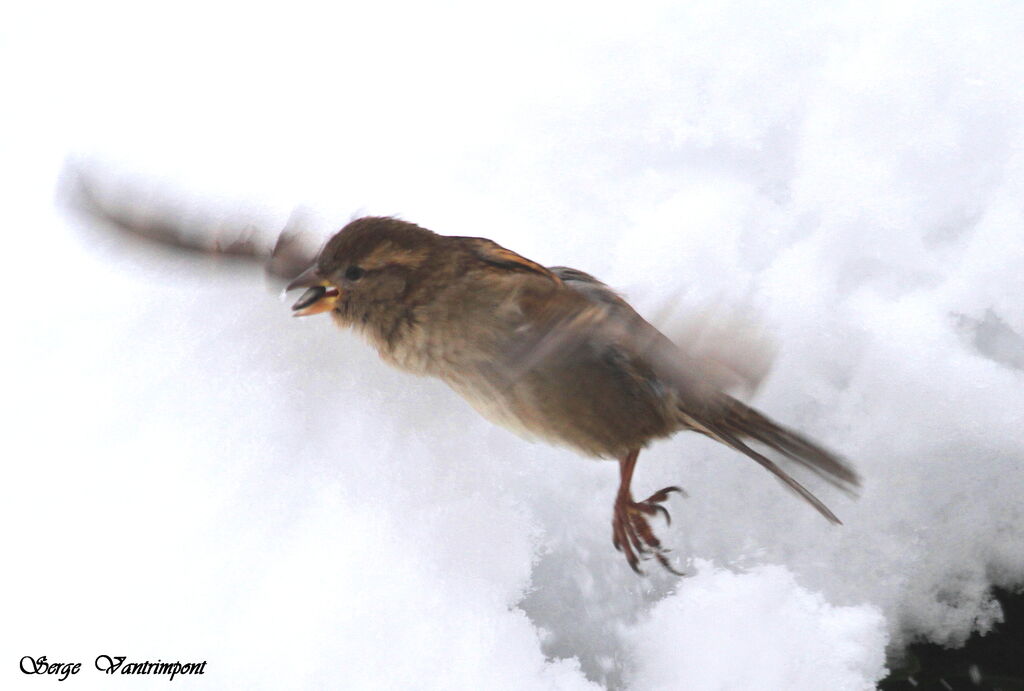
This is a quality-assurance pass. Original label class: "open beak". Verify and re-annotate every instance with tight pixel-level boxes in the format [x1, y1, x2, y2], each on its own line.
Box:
[286, 266, 341, 317]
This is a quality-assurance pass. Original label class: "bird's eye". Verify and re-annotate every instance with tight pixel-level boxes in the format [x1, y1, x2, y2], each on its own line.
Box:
[345, 266, 365, 281]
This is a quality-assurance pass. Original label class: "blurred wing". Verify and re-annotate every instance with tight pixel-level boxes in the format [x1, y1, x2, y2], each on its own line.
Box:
[59, 161, 320, 282]
[523, 266, 860, 512]
[516, 266, 725, 414]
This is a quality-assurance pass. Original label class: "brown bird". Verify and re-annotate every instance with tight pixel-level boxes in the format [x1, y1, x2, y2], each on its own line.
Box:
[287, 218, 860, 573]
[65, 165, 859, 574]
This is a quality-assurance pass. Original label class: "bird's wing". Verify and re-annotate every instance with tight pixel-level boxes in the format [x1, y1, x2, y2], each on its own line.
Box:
[521, 266, 860, 514]
[511, 265, 727, 415]
[58, 161, 320, 282]
[456, 237, 565, 285]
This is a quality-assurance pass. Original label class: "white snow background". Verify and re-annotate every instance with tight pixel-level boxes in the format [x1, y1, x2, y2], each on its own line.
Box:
[3, 1, 1024, 689]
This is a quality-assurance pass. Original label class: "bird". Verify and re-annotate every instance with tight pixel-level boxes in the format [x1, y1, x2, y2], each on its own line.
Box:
[63, 164, 860, 575]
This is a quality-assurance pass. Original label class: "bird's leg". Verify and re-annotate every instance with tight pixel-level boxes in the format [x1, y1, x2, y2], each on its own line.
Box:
[611, 448, 685, 575]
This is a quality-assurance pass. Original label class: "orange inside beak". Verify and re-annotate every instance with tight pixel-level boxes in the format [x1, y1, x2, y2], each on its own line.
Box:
[291, 284, 341, 316]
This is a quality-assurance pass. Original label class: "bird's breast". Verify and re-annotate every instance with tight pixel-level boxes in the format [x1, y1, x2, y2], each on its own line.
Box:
[348, 283, 681, 458]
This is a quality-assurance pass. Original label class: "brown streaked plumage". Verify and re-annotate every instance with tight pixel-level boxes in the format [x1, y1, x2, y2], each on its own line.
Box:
[65, 164, 860, 575]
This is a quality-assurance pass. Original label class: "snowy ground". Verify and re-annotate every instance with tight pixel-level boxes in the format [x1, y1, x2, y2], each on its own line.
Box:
[4, 1, 1024, 689]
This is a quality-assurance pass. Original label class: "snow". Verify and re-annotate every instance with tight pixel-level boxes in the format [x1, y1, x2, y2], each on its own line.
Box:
[3, 1, 1024, 689]
[623, 562, 887, 689]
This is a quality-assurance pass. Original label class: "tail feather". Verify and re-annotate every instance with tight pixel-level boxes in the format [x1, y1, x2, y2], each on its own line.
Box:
[726, 402, 860, 493]
[682, 399, 860, 523]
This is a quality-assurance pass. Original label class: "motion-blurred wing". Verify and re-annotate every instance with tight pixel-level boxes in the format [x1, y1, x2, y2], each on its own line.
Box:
[515, 265, 726, 415]
[58, 161, 320, 282]
[523, 266, 860, 514]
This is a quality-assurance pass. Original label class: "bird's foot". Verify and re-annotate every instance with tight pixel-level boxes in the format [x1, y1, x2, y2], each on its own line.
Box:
[611, 485, 686, 576]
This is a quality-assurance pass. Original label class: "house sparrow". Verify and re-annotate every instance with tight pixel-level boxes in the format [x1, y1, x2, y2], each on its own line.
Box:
[65, 165, 860, 574]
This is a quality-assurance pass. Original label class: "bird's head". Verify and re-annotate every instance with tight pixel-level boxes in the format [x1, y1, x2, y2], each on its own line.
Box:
[287, 216, 440, 323]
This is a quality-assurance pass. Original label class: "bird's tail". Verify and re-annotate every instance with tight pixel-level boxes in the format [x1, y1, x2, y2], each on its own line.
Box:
[679, 399, 860, 524]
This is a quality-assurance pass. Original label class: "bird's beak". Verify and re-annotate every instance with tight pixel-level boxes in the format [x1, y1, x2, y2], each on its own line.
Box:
[287, 266, 341, 317]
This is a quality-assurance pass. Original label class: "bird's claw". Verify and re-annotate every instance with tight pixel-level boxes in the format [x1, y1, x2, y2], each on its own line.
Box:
[611, 485, 685, 576]
[645, 485, 686, 505]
